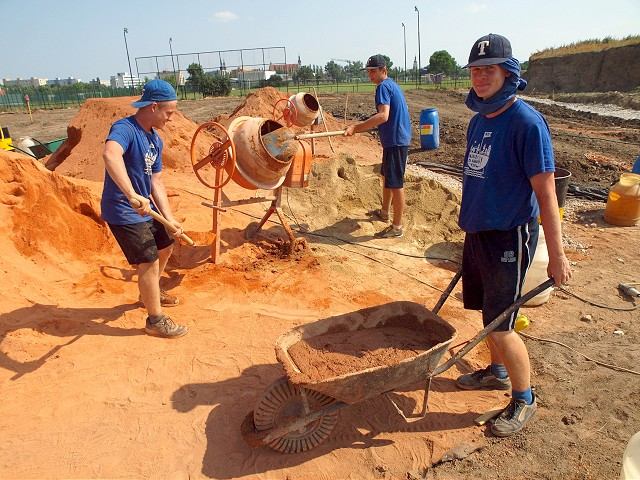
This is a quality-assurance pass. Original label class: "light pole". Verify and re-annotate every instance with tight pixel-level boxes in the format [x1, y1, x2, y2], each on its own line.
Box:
[123, 27, 134, 93]
[414, 5, 421, 86]
[169, 37, 179, 91]
[402, 22, 407, 84]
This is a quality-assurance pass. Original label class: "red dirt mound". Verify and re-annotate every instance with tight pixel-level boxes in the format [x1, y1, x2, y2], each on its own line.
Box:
[54, 97, 200, 181]
[225, 87, 370, 151]
[0, 150, 114, 260]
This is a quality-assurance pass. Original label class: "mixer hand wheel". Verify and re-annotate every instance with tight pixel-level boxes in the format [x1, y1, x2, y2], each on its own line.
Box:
[272, 98, 297, 128]
[190, 121, 236, 190]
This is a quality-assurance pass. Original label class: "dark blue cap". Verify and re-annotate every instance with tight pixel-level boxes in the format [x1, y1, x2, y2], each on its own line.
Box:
[131, 79, 177, 108]
[364, 54, 387, 69]
[465, 33, 513, 68]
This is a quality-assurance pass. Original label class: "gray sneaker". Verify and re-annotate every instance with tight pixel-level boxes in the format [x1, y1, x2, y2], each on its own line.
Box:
[456, 366, 511, 391]
[490, 392, 537, 437]
[375, 225, 403, 238]
[145, 315, 188, 338]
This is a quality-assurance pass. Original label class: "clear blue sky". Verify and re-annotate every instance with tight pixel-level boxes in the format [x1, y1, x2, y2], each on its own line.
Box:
[3, 0, 639, 81]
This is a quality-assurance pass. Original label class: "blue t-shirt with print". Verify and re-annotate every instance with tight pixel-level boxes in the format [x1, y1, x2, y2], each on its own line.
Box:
[375, 78, 412, 148]
[459, 100, 555, 233]
[100, 116, 163, 225]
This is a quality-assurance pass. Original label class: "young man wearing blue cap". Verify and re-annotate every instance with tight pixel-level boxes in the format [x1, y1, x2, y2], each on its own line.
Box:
[101, 79, 188, 338]
[455, 34, 571, 436]
[344, 54, 412, 238]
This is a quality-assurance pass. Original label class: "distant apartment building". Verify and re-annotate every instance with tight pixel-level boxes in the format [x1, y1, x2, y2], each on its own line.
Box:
[47, 77, 81, 86]
[230, 68, 276, 86]
[110, 72, 144, 88]
[2, 77, 48, 88]
[269, 63, 299, 75]
[157, 70, 186, 86]
[89, 78, 111, 87]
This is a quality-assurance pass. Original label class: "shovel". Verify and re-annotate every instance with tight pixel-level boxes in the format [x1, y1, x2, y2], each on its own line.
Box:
[261, 128, 347, 147]
[129, 198, 195, 246]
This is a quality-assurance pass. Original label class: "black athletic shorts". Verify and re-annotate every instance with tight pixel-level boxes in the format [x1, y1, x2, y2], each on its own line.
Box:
[462, 218, 539, 331]
[108, 219, 174, 265]
[381, 146, 409, 188]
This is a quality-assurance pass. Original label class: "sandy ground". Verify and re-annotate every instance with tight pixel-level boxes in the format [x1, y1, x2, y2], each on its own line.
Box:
[0, 88, 639, 479]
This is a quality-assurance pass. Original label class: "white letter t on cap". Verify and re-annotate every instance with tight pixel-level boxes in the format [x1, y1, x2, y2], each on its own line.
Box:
[477, 40, 490, 56]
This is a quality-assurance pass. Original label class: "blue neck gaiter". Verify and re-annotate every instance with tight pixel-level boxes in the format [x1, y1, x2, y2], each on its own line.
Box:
[465, 58, 528, 115]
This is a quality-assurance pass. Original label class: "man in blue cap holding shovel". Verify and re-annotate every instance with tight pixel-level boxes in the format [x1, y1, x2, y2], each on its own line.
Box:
[101, 79, 188, 338]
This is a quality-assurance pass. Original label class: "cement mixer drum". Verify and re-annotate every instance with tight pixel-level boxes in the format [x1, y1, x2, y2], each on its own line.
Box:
[223, 116, 296, 191]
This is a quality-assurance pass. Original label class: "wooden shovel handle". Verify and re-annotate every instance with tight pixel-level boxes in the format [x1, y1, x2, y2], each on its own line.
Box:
[130, 198, 195, 246]
[295, 130, 346, 140]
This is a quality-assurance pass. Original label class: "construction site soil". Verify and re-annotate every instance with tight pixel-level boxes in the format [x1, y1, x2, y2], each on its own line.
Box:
[0, 87, 638, 479]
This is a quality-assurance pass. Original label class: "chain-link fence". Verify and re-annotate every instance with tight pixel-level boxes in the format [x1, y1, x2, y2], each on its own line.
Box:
[0, 64, 471, 113]
[0, 86, 143, 113]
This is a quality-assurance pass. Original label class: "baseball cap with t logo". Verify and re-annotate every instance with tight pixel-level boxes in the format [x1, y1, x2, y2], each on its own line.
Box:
[464, 33, 512, 68]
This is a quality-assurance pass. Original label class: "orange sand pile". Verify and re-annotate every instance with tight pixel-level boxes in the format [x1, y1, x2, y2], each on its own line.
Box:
[0, 150, 115, 260]
[54, 97, 200, 181]
[48, 88, 371, 184]
[226, 87, 371, 151]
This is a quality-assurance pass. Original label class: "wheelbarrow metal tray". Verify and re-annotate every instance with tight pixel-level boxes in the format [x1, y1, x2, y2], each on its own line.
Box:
[275, 301, 456, 405]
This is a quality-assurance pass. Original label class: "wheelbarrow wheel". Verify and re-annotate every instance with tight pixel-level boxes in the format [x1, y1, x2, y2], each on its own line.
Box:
[253, 376, 338, 453]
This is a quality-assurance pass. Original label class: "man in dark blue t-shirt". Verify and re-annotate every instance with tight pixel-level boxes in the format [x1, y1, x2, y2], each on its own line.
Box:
[455, 33, 571, 437]
[345, 54, 412, 238]
[101, 79, 187, 339]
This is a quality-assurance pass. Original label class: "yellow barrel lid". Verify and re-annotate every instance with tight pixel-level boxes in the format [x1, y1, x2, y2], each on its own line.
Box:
[620, 173, 640, 186]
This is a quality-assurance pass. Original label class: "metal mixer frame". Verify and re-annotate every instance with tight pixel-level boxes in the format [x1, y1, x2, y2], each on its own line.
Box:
[190, 121, 305, 263]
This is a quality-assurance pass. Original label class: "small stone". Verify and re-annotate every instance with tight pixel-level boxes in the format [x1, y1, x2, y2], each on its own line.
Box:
[617, 258, 625, 263]
[570, 261, 577, 266]
[590, 223, 597, 227]
[580, 314, 593, 322]
[613, 330, 625, 336]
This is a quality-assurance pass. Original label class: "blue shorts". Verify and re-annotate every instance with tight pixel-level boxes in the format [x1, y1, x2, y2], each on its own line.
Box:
[462, 218, 539, 331]
[108, 219, 174, 265]
[381, 146, 408, 188]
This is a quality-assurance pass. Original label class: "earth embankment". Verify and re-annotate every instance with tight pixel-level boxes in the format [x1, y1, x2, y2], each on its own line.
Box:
[525, 43, 640, 93]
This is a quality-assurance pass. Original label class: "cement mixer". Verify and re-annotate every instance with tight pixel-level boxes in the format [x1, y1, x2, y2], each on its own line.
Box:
[273, 92, 320, 128]
[190, 117, 313, 263]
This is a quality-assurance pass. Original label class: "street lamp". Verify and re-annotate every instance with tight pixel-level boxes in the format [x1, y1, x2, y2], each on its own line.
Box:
[414, 6, 421, 86]
[169, 37, 179, 91]
[402, 22, 407, 84]
[123, 27, 134, 93]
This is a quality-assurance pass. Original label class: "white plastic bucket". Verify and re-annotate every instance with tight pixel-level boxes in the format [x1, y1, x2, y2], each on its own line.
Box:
[522, 225, 553, 306]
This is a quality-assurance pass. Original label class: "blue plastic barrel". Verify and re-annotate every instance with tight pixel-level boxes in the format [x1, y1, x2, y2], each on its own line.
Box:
[633, 155, 640, 174]
[419, 108, 439, 150]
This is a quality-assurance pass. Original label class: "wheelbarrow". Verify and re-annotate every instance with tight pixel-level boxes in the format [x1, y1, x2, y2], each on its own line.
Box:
[241, 274, 555, 454]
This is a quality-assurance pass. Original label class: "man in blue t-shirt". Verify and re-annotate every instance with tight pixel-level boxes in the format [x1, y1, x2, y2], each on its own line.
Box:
[455, 34, 572, 437]
[345, 54, 412, 238]
[101, 79, 187, 338]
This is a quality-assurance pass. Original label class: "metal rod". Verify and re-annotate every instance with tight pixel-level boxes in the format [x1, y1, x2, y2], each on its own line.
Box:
[295, 130, 345, 140]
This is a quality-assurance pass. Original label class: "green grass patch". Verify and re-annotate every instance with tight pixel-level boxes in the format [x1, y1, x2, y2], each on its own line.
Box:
[531, 35, 640, 60]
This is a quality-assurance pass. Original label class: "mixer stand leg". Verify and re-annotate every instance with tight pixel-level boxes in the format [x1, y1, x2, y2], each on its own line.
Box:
[250, 187, 303, 252]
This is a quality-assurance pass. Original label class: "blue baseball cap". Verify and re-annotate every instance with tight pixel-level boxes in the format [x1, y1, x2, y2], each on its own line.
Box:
[131, 79, 177, 108]
[464, 33, 513, 68]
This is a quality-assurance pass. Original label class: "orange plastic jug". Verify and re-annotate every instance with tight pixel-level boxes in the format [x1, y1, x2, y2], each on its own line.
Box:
[604, 173, 640, 226]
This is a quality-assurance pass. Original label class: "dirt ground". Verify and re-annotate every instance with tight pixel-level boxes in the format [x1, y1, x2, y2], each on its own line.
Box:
[0, 88, 638, 480]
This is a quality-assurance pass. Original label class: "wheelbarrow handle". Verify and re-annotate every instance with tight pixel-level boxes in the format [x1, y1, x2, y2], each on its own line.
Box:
[432, 269, 463, 315]
[430, 277, 555, 378]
